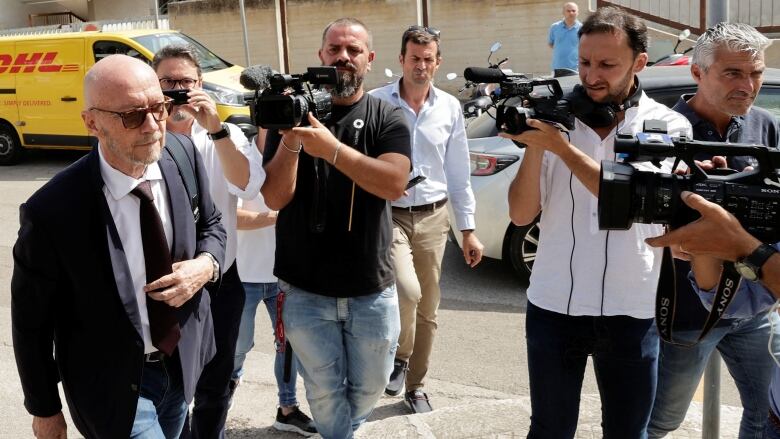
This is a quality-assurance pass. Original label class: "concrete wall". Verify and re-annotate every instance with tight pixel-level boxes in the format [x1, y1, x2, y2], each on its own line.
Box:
[1, 2, 73, 30]
[90, 0, 157, 21]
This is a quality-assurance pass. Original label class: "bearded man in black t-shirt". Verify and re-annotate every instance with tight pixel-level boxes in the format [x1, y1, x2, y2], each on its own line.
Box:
[261, 17, 411, 439]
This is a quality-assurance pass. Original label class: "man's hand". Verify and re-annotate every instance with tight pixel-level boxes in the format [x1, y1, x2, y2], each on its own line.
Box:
[32, 412, 66, 439]
[498, 118, 572, 156]
[645, 191, 760, 262]
[176, 89, 222, 133]
[462, 231, 484, 268]
[144, 256, 213, 308]
[292, 113, 342, 161]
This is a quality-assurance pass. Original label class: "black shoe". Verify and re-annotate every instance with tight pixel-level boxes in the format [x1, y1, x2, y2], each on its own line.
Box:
[273, 406, 317, 437]
[404, 389, 433, 414]
[385, 359, 408, 396]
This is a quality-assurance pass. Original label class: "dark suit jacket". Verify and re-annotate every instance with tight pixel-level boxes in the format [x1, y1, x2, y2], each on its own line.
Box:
[11, 134, 226, 439]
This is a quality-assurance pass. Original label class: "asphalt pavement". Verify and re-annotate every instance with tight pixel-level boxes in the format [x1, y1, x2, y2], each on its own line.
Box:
[0, 150, 745, 438]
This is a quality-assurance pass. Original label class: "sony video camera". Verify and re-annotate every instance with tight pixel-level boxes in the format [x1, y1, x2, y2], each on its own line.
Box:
[462, 67, 574, 135]
[598, 120, 780, 243]
[243, 66, 338, 130]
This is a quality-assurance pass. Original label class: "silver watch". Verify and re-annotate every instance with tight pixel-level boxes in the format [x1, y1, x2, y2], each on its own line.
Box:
[198, 252, 220, 283]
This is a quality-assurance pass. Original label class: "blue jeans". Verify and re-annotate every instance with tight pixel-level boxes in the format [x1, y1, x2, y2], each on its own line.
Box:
[280, 280, 400, 439]
[649, 311, 780, 439]
[525, 302, 660, 439]
[130, 355, 188, 439]
[233, 281, 299, 407]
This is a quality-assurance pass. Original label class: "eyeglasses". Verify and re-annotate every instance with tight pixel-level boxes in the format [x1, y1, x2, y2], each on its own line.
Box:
[159, 77, 198, 90]
[405, 25, 441, 39]
[90, 100, 173, 129]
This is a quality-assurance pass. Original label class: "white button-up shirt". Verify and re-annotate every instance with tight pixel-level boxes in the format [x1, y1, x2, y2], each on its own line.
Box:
[370, 80, 476, 231]
[99, 146, 171, 354]
[528, 92, 692, 319]
[189, 122, 264, 268]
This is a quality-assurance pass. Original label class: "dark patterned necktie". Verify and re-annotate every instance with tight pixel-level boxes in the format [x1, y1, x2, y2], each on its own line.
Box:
[131, 180, 181, 356]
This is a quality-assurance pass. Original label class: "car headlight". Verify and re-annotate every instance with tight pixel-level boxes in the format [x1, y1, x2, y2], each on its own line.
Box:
[470, 152, 519, 176]
[202, 82, 246, 106]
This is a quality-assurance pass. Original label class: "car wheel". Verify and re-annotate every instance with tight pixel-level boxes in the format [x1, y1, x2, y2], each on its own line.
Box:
[0, 123, 22, 165]
[505, 215, 541, 282]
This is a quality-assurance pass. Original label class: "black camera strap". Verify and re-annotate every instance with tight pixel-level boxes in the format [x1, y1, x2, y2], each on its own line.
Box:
[655, 246, 742, 346]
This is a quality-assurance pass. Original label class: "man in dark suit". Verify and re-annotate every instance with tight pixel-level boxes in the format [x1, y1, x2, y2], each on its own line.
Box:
[11, 54, 226, 439]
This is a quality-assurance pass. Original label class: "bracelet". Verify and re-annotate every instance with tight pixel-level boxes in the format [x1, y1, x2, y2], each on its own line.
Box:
[332, 143, 342, 165]
[281, 138, 302, 154]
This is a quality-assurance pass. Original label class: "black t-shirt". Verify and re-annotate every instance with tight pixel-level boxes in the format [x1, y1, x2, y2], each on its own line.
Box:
[264, 93, 411, 297]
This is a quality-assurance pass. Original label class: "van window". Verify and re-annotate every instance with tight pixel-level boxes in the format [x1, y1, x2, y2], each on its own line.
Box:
[93, 41, 148, 63]
[133, 33, 231, 73]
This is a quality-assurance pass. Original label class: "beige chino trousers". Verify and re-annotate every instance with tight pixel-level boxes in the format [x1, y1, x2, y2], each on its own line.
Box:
[390, 203, 450, 391]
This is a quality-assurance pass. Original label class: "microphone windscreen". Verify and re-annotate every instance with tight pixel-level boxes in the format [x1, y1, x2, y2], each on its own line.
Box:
[240, 65, 275, 90]
[463, 67, 506, 83]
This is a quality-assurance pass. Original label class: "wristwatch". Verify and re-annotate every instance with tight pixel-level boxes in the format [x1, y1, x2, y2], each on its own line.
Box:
[207, 123, 230, 141]
[198, 252, 220, 283]
[734, 243, 778, 281]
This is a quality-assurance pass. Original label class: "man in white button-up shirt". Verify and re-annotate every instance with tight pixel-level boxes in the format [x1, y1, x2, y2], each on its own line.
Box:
[153, 45, 264, 438]
[503, 7, 691, 438]
[370, 27, 483, 414]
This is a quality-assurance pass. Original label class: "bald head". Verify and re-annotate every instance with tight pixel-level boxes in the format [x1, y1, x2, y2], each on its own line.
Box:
[84, 55, 161, 109]
[562, 2, 579, 24]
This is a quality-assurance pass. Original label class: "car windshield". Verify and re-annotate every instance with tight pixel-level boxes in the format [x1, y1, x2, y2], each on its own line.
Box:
[755, 89, 780, 120]
[133, 33, 231, 73]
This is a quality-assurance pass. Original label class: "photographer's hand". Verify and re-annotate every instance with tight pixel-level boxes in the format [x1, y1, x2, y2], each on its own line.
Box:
[500, 118, 601, 197]
[645, 191, 760, 262]
[292, 113, 341, 161]
[179, 89, 222, 133]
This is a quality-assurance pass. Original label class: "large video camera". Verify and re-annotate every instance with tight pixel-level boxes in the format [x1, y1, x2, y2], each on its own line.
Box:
[463, 67, 574, 135]
[242, 66, 338, 130]
[598, 120, 780, 243]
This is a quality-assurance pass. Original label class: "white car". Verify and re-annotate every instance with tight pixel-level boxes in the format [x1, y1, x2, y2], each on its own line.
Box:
[449, 66, 780, 282]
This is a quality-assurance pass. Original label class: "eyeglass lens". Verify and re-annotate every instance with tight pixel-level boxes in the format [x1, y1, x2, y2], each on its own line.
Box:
[121, 101, 173, 129]
[160, 78, 197, 89]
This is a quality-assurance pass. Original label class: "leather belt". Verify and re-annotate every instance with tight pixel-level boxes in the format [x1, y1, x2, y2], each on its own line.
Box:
[144, 351, 165, 363]
[393, 197, 448, 213]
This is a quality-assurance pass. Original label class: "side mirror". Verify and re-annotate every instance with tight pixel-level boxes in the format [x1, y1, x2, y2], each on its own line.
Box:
[678, 29, 691, 41]
[446, 72, 457, 81]
[490, 42, 502, 53]
[384, 68, 394, 78]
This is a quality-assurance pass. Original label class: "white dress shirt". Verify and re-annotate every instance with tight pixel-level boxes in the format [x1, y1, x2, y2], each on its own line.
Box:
[189, 122, 264, 268]
[236, 194, 276, 283]
[370, 80, 476, 231]
[99, 146, 171, 354]
[528, 92, 693, 319]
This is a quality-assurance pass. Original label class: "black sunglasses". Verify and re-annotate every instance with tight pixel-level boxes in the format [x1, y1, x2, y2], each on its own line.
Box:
[405, 25, 441, 39]
[90, 100, 173, 129]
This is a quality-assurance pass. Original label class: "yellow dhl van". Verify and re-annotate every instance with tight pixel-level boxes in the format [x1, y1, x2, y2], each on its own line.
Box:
[0, 29, 251, 165]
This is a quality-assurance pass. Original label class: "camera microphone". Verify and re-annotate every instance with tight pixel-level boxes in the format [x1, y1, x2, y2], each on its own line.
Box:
[463, 67, 506, 83]
[240, 64, 276, 90]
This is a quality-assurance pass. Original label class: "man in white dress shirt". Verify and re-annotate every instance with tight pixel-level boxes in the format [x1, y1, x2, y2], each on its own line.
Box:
[153, 44, 264, 438]
[370, 26, 483, 413]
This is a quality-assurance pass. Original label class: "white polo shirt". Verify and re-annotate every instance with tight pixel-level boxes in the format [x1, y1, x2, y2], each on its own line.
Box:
[527, 92, 692, 319]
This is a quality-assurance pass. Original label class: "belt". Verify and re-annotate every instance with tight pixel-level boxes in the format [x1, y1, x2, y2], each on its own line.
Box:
[392, 197, 448, 213]
[144, 351, 165, 363]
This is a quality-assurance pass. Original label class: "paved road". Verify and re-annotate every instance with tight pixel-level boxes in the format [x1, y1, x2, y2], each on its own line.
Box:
[0, 151, 743, 438]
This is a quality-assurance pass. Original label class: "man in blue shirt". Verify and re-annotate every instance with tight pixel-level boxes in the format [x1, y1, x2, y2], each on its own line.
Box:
[548, 2, 582, 76]
[647, 23, 780, 439]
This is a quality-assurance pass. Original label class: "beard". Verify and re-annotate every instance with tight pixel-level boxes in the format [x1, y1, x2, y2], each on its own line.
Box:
[327, 61, 364, 98]
[171, 108, 191, 122]
[586, 67, 636, 104]
[101, 127, 163, 166]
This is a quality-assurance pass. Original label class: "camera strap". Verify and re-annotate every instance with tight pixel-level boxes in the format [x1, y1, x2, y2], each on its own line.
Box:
[655, 246, 742, 346]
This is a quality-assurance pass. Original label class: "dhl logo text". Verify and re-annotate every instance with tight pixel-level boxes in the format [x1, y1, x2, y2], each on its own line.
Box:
[0, 52, 79, 74]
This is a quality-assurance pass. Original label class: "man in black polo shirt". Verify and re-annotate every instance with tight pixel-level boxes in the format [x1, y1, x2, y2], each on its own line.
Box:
[260, 17, 411, 439]
[648, 23, 780, 439]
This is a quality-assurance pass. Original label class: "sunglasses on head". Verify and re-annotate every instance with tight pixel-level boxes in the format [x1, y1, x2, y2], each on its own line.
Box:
[90, 100, 173, 129]
[405, 25, 441, 39]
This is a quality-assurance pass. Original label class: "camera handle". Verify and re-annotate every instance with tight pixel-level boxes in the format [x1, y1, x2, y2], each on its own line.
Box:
[655, 247, 742, 346]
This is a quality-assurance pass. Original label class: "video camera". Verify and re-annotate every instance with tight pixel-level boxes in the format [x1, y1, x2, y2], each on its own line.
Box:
[598, 120, 780, 243]
[241, 65, 338, 130]
[463, 67, 574, 135]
